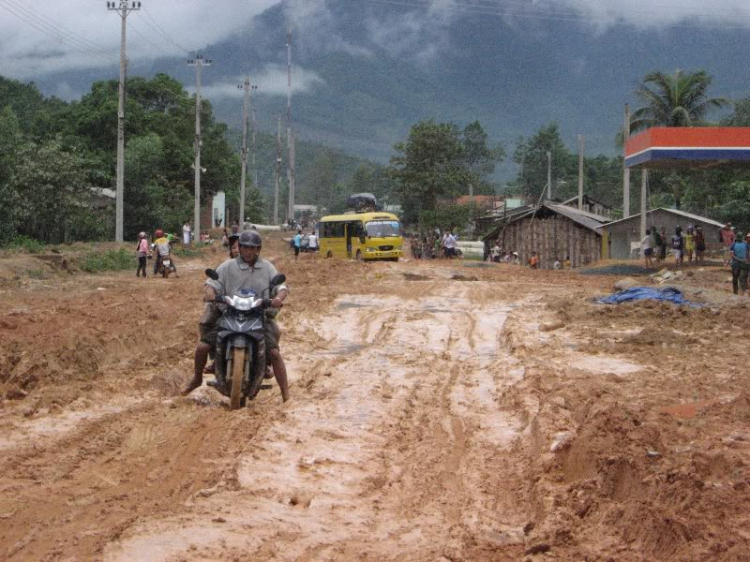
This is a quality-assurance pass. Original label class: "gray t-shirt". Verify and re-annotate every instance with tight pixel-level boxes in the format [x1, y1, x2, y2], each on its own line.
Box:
[206, 256, 285, 300]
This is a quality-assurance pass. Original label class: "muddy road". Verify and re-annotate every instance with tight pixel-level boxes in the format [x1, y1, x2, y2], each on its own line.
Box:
[1, 239, 750, 561]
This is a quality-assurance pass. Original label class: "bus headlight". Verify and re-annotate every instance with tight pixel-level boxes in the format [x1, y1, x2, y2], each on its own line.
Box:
[396, 246, 403, 251]
[366, 247, 377, 253]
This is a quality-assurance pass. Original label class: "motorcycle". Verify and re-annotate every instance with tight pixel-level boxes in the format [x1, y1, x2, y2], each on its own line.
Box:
[205, 269, 286, 409]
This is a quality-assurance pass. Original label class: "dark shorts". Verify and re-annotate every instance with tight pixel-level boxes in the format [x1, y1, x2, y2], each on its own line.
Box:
[644, 248, 653, 256]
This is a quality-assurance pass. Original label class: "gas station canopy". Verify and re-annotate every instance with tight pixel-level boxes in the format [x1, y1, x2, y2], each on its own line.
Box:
[625, 127, 750, 169]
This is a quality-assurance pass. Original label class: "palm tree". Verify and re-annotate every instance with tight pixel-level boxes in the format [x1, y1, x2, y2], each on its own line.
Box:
[630, 70, 732, 133]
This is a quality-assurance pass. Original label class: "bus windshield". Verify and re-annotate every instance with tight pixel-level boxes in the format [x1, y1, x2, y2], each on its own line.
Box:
[366, 220, 400, 238]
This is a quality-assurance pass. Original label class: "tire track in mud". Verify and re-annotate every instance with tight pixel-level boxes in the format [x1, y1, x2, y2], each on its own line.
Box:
[101, 284, 532, 561]
[0, 395, 274, 561]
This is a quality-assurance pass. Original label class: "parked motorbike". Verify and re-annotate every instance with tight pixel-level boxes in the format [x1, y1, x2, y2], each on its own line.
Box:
[205, 269, 286, 409]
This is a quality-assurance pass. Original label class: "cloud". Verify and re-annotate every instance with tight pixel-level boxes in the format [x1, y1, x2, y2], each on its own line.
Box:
[0, 0, 281, 79]
[191, 65, 325, 100]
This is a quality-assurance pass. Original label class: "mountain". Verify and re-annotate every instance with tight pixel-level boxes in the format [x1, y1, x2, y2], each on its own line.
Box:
[28, 1, 750, 182]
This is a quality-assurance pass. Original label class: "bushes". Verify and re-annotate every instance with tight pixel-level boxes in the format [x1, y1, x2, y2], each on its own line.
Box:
[8, 235, 44, 254]
[79, 248, 133, 273]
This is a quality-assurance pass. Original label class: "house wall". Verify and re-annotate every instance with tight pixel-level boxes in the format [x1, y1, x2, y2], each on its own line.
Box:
[605, 210, 723, 259]
[500, 213, 602, 269]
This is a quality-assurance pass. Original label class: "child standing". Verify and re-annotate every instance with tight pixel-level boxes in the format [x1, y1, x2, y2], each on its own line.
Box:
[136, 232, 149, 277]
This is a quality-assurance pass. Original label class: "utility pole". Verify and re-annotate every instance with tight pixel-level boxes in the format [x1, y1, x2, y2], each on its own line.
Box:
[578, 134, 585, 210]
[546, 151, 553, 200]
[274, 116, 282, 225]
[640, 169, 648, 245]
[188, 54, 211, 238]
[106, 0, 141, 242]
[252, 103, 258, 194]
[623, 103, 631, 218]
[238, 76, 250, 228]
[286, 27, 296, 225]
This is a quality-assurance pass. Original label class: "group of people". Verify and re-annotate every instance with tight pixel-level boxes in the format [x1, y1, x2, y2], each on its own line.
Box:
[410, 230, 460, 260]
[488, 242, 520, 265]
[135, 229, 180, 278]
[291, 229, 319, 259]
[641, 225, 707, 268]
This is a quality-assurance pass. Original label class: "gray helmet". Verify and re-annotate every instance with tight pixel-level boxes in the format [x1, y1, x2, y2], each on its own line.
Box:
[238, 230, 262, 247]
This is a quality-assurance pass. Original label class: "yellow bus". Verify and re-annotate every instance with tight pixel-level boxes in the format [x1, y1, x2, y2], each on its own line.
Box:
[318, 211, 404, 261]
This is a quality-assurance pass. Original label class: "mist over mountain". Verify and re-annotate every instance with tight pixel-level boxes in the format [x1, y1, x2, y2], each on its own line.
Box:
[26, 1, 750, 181]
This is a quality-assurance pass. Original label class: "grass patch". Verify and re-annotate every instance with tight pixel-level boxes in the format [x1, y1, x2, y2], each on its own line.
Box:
[79, 248, 133, 273]
[11, 236, 44, 254]
[172, 246, 201, 258]
[26, 269, 46, 279]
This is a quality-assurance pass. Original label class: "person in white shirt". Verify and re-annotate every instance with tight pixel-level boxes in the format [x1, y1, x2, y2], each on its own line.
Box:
[444, 231, 457, 259]
[182, 221, 192, 248]
[642, 228, 654, 267]
[307, 231, 318, 252]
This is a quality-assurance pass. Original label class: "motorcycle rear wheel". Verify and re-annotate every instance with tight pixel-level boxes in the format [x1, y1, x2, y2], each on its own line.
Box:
[230, 347, 246, 410]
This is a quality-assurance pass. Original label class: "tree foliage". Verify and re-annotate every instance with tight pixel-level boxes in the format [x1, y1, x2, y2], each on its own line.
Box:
[389, 120, 503, 224]
[631, 70, 731, 132]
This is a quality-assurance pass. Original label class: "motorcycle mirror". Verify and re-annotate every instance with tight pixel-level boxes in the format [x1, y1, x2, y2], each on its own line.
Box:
[205, 268, 219, 281]
[270, 274, 286, 287]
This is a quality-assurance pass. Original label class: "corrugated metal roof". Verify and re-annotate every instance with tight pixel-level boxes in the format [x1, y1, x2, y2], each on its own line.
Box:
[603, 208, 724, 229]
[481, 203, 610, 241]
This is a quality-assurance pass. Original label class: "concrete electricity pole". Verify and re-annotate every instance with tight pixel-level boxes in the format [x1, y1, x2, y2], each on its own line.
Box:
[238, 76, 250, 227]
[106, 0, 141, 242]
[188, 54, 211, 237]
[578, 134, 585, 210]
[274, 116, 282, 225]
[286, 28, 296, 224]
[546, 151, 553, 200]
[623, 103, 631, 218]
[252, 103, 258, 194]
[640, 169, 648, 244]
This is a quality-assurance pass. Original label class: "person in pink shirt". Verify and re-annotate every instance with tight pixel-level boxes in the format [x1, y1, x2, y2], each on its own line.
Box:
[720, 223, 736, 267]
[136, 232, 149, 277]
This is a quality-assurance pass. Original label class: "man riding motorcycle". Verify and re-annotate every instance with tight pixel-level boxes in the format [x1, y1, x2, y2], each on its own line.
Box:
[182, 230, 290, 403]
[202, 233, 241, 375]
[152, 229, 173, 278]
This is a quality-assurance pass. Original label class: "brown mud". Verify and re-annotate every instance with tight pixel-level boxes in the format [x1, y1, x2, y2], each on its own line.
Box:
[0, 237, 749, 561]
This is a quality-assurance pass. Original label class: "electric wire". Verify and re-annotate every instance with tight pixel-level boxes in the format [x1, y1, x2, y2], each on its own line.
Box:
[3, 0, 111, 53]
[0, 0, 117, 63]
[127, 19, 173, 55]
[140, 7, 192, 54]
[358, 0, 750, 31]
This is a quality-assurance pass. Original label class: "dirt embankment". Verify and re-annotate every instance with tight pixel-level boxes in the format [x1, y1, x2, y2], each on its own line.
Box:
[0, 240, 749, 560]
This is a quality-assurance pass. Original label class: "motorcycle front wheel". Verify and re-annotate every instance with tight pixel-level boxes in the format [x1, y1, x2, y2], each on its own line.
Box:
[229, 347, 246, 410]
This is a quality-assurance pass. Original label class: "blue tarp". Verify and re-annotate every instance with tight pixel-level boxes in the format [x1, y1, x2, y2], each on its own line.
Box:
[597, 287, 701, 307]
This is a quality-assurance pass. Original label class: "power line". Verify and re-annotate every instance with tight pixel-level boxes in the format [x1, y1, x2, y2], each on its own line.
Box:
[3, 0, 111, 53]
[140, 7, 191, 54]
[127, 19, 171, 53]
[358, 0, 750, 31]
[0, 0, 116, 63]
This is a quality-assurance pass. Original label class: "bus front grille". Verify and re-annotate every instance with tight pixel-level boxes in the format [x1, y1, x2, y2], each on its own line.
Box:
[378, 245, 394, 251]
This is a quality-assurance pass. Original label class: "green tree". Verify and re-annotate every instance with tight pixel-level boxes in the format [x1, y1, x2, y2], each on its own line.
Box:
[0, 107, 22, 243]
[631, 70, 731, 132]
[514, 122, 576, 200]
[12, 139, 94, 244]
[389, 120, 470, 224]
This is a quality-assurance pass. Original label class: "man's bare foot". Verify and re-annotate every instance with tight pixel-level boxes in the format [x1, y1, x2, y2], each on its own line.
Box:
[180, 376, 203, 396]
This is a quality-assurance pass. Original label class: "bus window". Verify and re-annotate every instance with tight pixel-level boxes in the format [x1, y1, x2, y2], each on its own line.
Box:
[347, 221, 364, 237]
[365, 220, 400, 238]
[321, 222, 344, 238]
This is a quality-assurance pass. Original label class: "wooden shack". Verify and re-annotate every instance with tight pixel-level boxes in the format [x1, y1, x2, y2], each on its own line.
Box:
[483, 203, 611, 269]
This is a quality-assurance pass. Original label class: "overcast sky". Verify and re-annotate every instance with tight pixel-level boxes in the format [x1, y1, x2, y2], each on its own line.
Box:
[3, 0, 750, 84]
